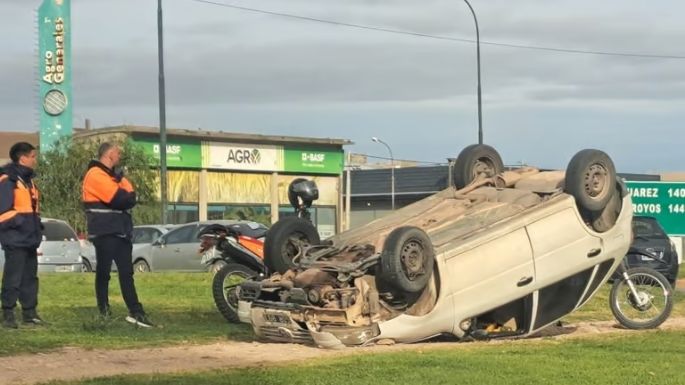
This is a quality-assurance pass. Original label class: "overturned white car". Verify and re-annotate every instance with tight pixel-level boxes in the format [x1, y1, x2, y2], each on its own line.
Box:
[236, 145, 638, 348]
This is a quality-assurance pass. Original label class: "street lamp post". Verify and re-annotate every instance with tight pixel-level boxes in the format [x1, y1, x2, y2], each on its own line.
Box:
[463, 0, 483, 145]
[372, 137, 395, 211]
[157, 0, 168, 224]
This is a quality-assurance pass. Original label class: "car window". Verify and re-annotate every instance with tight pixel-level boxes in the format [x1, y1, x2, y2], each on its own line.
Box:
[133, 228, 157, 244]
[633, 218, 666, 238]
[43, 222, 77, 241]
[164, 224, 197, 244]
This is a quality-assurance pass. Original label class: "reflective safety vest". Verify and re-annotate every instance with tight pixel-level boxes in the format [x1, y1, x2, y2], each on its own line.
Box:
[0, 174, 39, 224]
[82, 163, 135, 237]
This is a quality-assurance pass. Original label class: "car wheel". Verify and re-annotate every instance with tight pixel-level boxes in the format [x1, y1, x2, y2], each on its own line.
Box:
[81, 258, 93, 273]
[209, 260, 228, 275]
[590, 182, 623, 232]
[264, 217, 320, 274]
[376, 226, 435, 298]
[565, 149, 617, 213]
[134, 260, 150, 273]
[453, 144, 504, 189]
[212, 263, 256, 323]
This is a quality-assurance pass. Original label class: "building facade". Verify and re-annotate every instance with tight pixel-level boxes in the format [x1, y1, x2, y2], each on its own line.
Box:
[73, 126, 350, 238]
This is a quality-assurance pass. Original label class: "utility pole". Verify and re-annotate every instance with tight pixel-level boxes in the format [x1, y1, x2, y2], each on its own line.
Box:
[157, 0, 168, 224]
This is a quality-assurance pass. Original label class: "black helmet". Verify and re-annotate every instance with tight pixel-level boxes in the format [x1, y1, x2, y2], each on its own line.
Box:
[288, 178, 319, 208]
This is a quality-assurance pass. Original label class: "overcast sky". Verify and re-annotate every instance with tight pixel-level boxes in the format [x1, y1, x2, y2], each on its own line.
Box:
[2, 0, 684, 173]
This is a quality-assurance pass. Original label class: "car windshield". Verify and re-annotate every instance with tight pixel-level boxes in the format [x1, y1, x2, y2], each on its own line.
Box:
[632, 217, 666, 238]
[43, 222, 77, 241]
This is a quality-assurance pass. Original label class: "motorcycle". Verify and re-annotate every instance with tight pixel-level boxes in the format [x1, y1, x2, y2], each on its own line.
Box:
[200, 178, 321, 323]
[199, 223, 268, 323]
[609, 259, 674, 330]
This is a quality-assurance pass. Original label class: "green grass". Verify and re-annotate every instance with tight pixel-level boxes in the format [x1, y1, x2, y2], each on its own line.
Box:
[51, 330, 685, 385]
[0, 271, 682, 357]
[0, 273, 252, 356]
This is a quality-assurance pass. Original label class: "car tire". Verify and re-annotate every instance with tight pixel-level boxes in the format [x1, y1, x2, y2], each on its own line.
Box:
[453, 144, 504, 189]
[81, 258, 93, 273]
[565, 149, 617, 213]
[590, 182, 622, 232]
[212, 263, 256, 323]
[264, 217, 320, 274]
[376, 226, 435, 297]
[134, 260, 150, 273]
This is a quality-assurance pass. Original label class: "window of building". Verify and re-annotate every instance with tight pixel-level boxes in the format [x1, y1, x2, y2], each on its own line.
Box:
[278, 205, 336, 238]
[168, 203, 199, 224]
[208, 204, 271, 226]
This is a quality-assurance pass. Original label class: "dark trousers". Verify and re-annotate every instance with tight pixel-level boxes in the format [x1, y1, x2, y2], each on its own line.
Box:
[1, 247, 39, 313]
[93, 235, 143, 315]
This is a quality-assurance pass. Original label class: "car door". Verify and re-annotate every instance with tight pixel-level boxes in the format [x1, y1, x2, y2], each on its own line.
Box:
[446, 226, 535, 321]
[185, 224, 211, 271]
[526, 206, 603, 329]
[149, 224, 198, 271]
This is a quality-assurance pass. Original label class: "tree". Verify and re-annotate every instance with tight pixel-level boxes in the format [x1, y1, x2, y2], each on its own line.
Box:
[37, 138, 160, 234]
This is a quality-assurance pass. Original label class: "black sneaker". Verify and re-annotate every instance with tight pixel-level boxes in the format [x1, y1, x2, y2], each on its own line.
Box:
[125, 313, 154, 328]
[22, 311, 47, 326]
[2, 310, 18, 329]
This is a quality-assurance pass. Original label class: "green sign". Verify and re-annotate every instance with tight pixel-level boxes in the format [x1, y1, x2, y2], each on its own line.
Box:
[284, 146, 344, 174]
[133, 137, 202, 168]
[38, 0, 72, 150]
[626, 181, 685, 236]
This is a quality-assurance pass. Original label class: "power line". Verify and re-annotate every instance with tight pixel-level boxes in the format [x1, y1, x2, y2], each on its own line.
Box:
[188, 0, 685, 60]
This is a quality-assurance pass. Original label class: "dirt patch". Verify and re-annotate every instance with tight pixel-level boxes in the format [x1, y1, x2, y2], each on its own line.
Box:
[2, 317, 685, 385]
[676, 279, 685, 292]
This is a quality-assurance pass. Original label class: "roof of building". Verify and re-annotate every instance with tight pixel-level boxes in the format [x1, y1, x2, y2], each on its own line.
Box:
[75, 125, 352, 147]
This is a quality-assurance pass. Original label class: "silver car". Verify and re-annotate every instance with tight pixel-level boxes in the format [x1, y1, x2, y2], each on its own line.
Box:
[132, 225, 174, 246]
[132, 220, 266, 273]
[238, 146, 635, 348]
[38, 219, 85, 273]
[0, 218, 86, 273]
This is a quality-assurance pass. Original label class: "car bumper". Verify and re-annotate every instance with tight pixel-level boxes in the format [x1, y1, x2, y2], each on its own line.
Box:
[38, 263, 83, 273]
[243, 301, 380, 349]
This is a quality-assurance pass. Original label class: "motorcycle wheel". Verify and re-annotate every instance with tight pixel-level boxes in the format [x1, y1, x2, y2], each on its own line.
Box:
[212, 263, 257, 323]
[609, 267, 673, 330]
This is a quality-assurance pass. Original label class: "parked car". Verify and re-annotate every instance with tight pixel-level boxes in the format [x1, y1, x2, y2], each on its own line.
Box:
[132, 225, 174, 246]
[236, 146, 634, 348]
[619, 216, 680, 286]
[132, 220, 267, 273]
[0, 218, 88, 273]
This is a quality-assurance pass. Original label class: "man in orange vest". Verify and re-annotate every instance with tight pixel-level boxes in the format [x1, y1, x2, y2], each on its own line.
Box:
[0, 142, 43, 329]
[82, 142, 152, 327]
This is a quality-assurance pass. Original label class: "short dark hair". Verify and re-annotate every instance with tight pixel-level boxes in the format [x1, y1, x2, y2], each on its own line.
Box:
[10, 142, 36, 163]
[97, 142, 115, 159]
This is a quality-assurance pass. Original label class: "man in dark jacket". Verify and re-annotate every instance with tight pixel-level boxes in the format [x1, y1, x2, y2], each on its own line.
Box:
[82, 142, 152, 327]
[0, 142, 43, 328]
